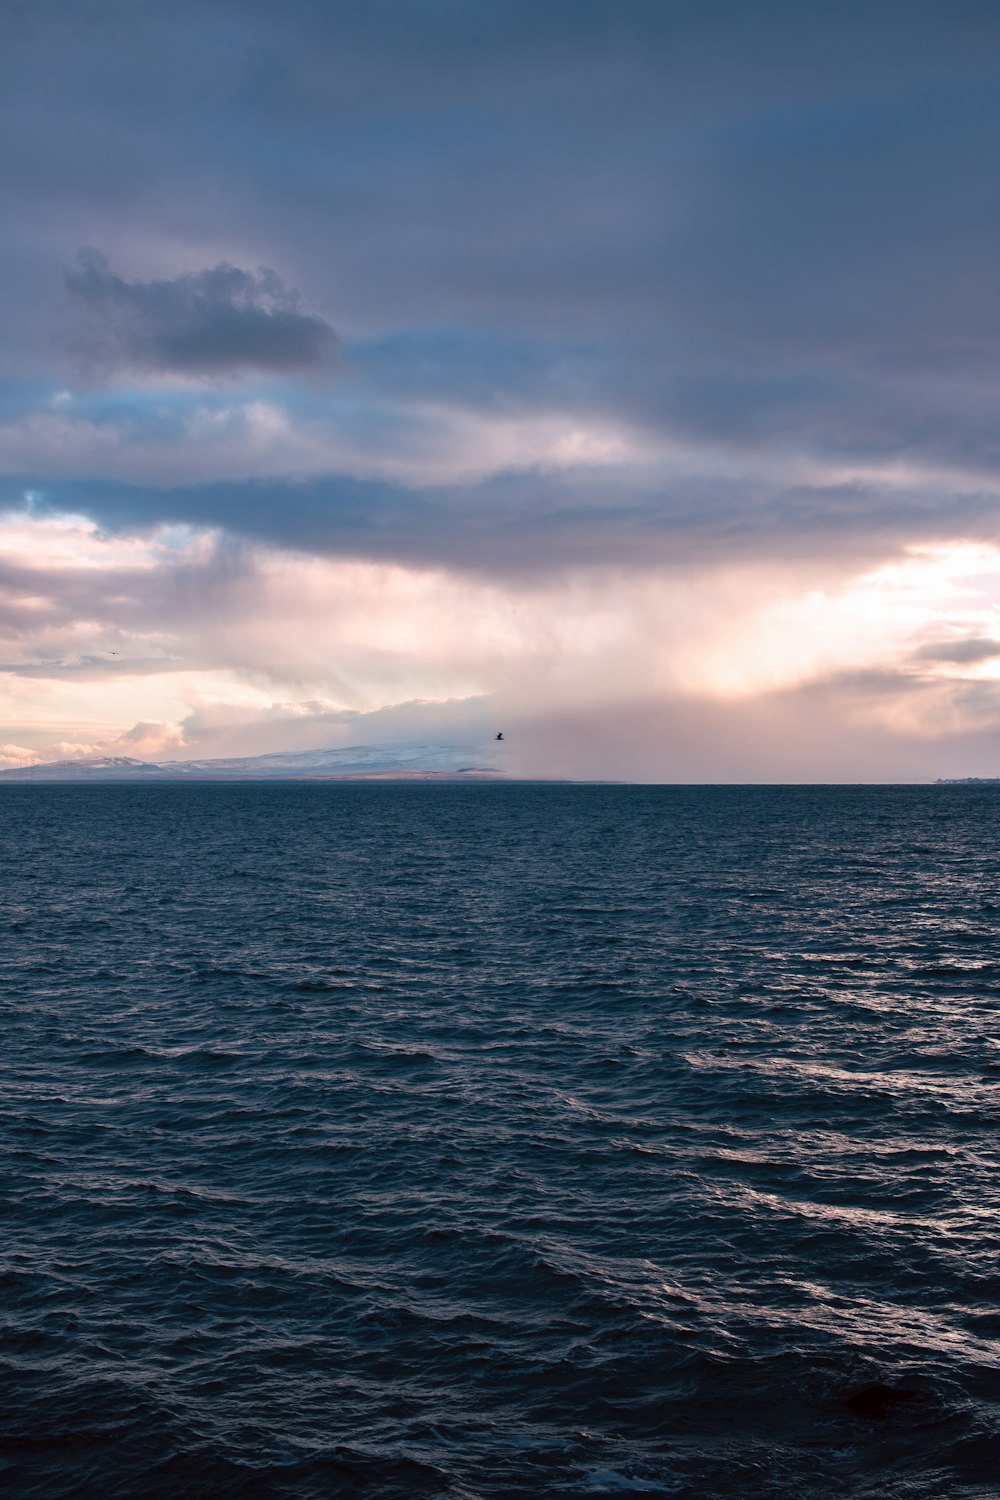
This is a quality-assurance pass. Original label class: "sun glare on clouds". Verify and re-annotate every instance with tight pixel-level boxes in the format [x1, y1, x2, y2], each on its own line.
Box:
[2, 497, 1000, 772]
[675, 543, 1000, 701]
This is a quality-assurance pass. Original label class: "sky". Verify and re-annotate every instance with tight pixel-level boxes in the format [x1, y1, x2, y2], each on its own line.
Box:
[3, 0, 1000, 780]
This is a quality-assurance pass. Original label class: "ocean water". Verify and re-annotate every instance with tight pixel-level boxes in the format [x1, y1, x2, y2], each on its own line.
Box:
[1, 783, 998, 1499]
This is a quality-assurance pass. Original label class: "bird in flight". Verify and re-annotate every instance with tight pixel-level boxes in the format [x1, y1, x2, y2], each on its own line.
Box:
[495, 731, 504, 741]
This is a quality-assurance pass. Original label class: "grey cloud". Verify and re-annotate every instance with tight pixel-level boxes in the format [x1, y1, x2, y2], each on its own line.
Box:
[4, 1, 1000, 571]
[0, 531, 256, 665]
[9, 464, 1000, 583]
[0, 657, 179, 679]
[63, 253, 338, 382]
[914, 637, 1000, 664]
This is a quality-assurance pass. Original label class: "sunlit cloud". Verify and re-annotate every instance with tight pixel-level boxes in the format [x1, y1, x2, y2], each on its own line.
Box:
[675, 544, 1000, 702]
[0, 742, 40, 768]
[0, 505, 213, 571]
[2, 498, 1000, 776]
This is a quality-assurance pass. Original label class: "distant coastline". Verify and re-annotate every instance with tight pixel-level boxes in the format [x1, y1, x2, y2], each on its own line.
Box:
[0, 745, 504, 783]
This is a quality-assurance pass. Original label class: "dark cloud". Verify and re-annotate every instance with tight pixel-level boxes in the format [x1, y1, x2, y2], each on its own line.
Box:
[62, 253, 338, 382]
[2, 0, 1000, 571]
[914, 637, 1000, 664]
[7, 465, 1000, 582]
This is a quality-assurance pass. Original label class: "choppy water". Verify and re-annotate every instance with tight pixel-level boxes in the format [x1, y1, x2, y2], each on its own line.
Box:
[1, 783, 999, 1499]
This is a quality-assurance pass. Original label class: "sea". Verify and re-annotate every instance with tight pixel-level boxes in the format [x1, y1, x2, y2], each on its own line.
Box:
[1, 783, 998, 1499]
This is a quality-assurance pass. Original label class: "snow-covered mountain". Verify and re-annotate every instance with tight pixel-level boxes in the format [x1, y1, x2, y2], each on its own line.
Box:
[0, 745, 503, 781]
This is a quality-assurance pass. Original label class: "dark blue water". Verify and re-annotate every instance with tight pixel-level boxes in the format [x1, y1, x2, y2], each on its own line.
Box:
[1, 784, 998, 1498]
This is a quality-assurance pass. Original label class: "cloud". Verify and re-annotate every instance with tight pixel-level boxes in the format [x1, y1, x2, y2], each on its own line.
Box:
[7, 3, 1000, 775]
[913, 637, 1000, 664]
[1, 2, 999, 581]
[115, 719, 187, 756]
[10, 460, 1000, 586]
[2, 502, 1000, 777]
[0, 743, 39, 768]
[62, 253, 338, 383]
[0, 389, 637, 490]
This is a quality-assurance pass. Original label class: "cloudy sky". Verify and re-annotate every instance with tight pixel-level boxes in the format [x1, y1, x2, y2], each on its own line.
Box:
[3, 0, 1000, 779]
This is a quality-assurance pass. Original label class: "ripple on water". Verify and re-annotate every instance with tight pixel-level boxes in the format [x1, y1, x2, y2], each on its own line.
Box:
[0, 782, 999, 1498]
